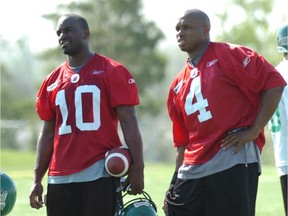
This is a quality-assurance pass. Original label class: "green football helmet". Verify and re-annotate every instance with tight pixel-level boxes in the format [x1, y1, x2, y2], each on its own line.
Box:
[277, 24, 288, 53]
[0, 172, 17, 216]
[117, 191, 158, 216]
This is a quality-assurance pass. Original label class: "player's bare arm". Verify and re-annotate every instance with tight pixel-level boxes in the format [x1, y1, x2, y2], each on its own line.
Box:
[29, 119, 55, 209]
[175, 145, 186, 171]
[221, 86, 285, 154]
[116, 105, 144, 195]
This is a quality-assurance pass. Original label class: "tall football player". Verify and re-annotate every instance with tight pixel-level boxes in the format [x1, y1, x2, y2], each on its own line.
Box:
[29, 14, 144, 216]
[163, 9, 286, 216]
[269, 23, 288, 216]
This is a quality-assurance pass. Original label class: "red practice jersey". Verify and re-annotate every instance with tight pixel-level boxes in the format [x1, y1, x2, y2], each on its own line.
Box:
[36, 53, 139, 176]
[167, 42, 287, 165]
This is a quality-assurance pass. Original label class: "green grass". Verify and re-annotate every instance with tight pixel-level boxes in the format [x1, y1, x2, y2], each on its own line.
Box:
[1, 149, 285, 216]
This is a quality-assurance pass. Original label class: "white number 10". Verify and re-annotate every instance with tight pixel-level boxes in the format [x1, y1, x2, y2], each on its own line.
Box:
[55, 85, 101, 135]
[184, 76, 212, 122]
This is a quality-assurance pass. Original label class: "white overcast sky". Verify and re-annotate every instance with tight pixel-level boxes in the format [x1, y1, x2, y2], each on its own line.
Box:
[0, 0, 287, 52]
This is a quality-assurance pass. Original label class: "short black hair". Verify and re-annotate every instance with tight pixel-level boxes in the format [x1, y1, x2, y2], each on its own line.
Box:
[63, 14, 89, 30]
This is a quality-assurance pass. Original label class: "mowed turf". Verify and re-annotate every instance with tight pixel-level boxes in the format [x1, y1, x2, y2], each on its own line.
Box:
[1, 149, 285, 216]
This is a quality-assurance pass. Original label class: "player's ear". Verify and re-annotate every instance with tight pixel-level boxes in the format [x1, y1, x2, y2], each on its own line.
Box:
[83, 29, 90, 39]
[202, 25, 210, 36]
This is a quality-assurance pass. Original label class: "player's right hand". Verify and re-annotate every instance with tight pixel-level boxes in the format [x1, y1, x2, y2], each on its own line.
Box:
[162, 200, 169, 215]
[29, 183, 44, 209]
[124, 165, 144, 195]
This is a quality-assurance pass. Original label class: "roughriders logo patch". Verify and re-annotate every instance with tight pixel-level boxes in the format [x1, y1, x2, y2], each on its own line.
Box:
[0, 189, 8, 210]
[128, 78, 136, 84]
[71, 74, 80, 83]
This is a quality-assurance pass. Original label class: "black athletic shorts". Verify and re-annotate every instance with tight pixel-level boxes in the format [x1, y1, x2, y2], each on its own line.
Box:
[46, 177, 120, 216]
[165, 163, 259, 216]
[280, 174, 287, 215]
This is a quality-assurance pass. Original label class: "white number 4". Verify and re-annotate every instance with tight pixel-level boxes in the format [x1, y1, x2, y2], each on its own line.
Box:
[184, 76, 212, 122]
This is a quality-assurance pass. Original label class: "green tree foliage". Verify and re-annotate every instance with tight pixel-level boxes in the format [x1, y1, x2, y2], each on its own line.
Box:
[40, 0, 167, 114]
[1, 37, 40, 150]
[215, 0, 284, 65]
[1, 38, 37, 120]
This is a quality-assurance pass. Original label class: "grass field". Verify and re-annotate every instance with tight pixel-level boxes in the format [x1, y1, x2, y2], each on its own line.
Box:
[1, 149, 285, 216]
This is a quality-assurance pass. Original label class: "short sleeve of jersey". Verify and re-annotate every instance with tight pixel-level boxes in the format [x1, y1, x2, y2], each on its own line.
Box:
[167, 76, 189, 147]
[36, 73, 58, 120]
[107, 64, 139, 107]
[218, 44, 287, 106]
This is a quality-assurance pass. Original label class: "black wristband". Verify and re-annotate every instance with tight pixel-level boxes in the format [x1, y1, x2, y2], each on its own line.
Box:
[170, 171, 178, 185]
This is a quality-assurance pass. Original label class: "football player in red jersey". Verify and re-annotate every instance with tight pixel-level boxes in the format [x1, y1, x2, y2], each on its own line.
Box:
[29, 14, 144, 216]
[268, 23, 288, 216]
[163, 9, 286, 216]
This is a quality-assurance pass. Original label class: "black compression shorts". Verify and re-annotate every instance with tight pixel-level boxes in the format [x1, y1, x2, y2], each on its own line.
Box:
[46, 177, 119, 216]
[165, 163, 259, 216]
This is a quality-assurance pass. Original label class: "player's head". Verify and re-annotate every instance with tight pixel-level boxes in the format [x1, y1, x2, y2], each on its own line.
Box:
[56, 14, 90, 55]
[0, 172, 17, 216]
[175, 9, 210, 54]
[277, 23, 288, 53]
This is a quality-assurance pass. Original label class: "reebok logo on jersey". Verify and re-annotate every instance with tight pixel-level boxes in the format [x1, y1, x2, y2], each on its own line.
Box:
[128, 78, 136, 84]
[206, 59, 218, 67]
[47, 81, 58, 92]
[91, 69, 104, 75]
[243, 56, 250, 68]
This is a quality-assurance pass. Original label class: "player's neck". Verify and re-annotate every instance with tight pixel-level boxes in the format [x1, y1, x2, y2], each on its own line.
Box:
[188, 40, 210, 65]
[68, 49, 94, 67]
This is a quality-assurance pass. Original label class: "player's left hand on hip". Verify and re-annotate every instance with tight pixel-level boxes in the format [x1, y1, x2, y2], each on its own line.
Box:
[220, 129, 253, 154]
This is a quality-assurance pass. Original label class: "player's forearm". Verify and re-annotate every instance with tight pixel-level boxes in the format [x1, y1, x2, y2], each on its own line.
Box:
[122, 124, 144, 168]
[33, 121, 55, 183]
[175, 145, 186, 171]
[117, 106, 144, 169]
[34, 143, 53, 184]
[250, 86, 285, 137]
